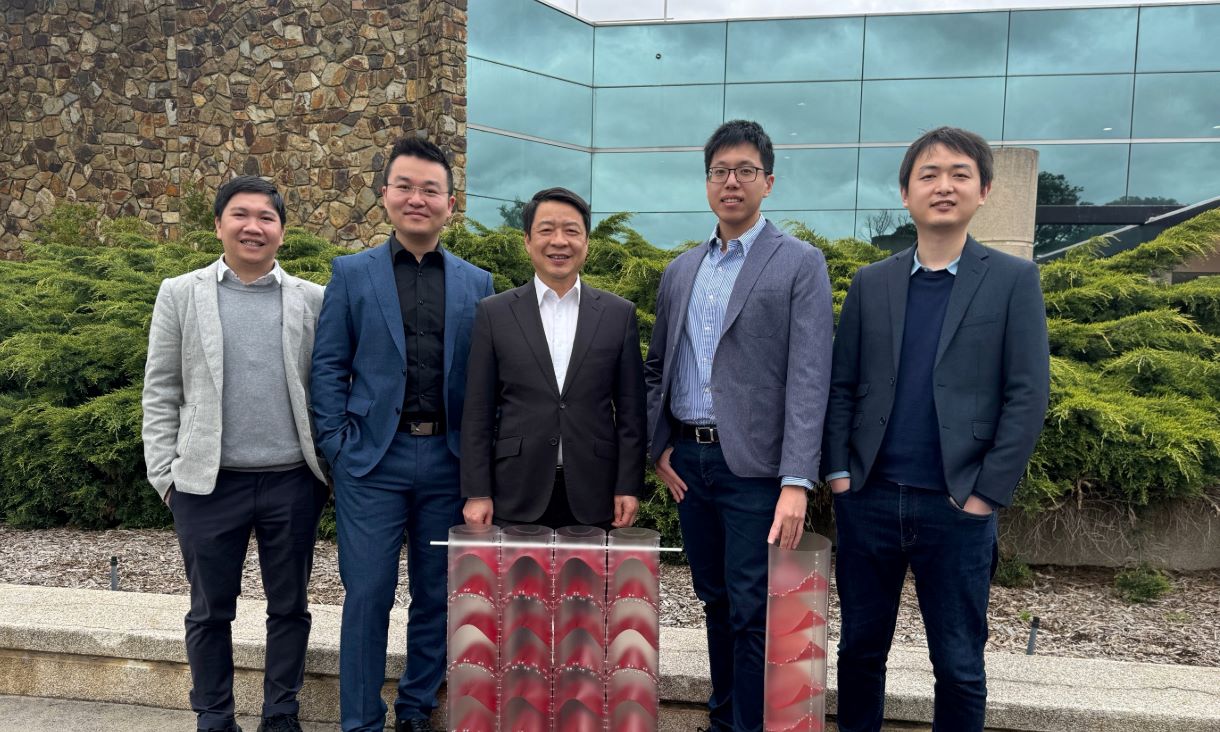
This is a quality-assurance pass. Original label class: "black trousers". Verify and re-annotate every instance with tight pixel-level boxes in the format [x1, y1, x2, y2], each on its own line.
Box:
[494, 469, 613, 531]
[171, 464, 326, 730]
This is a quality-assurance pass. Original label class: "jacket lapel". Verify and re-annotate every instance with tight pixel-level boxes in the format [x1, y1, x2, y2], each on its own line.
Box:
[561, 286, 604, 398]
[935, 237, 989, 367]
[366, 240, 406, 361]
[887, 248, 915, 374]
[280, 275, 305, 382]
[665, 245, 704, 358]
[442, 248, 467, 381]
[510, 283, 561, 396]
[722, 221, 780, 336]
[194, 263, 224, 395]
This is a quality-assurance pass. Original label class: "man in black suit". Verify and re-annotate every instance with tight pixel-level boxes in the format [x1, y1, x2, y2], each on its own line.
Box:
[822, 127, 1050, 732]
[461, 187, 646, 529]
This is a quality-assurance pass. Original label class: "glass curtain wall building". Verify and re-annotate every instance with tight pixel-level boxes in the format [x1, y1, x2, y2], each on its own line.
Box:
[467, 0, 1220, 249]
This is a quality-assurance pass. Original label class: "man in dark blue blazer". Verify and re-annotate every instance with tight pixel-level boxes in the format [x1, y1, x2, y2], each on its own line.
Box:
[822, 127, 1050, 732]
[311, 138, 494, 732]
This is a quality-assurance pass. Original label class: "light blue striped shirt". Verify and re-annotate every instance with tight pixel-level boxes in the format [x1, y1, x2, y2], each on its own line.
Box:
[670, 216, 812, 489]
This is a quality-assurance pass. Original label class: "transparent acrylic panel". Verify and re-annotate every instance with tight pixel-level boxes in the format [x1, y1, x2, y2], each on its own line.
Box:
[1027, 143, 1130, 207]
[501, 524, 554, 604]
[724, 82, 860, 145]
[555, 525, 607, 603]
[725, 17, 865, 82]
[554, 668, 605, 732]
[447, 524, 499, 600]
[447, 665, 498, 732]
[860, 77, 1004, 143]
[1136, 4, 1220, 73]
[609, 668, 659, 731]
[590, 211, 712, 249]
[468, 0, 593, 84]
[764, 533, 831, 732]
[468, 130, 592, 203]
[1132, 72, 1220, 139]
[594, 85, 724, 148]
[1128, 142, 1220, 207]
[863, 12, 1008, 79]
[594, 22, 727, 86]
[855, 146, 907, 210]
[1003, 75, 1133, 140]
[469, 59, 592, 147]
[1008, 7, 1137, 75]
[769, 147, 859, 211]
[592, 151, 707, 213]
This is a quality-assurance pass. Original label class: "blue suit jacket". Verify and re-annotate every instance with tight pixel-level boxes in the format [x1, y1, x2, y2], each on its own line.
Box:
[310, 240, 494, 477]
[644, 220, 834, 481]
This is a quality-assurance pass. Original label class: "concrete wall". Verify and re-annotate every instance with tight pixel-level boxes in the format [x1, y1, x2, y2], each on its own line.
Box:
[0, 0, 468, 258]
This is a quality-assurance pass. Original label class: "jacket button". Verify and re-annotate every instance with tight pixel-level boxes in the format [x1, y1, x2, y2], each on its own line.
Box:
[879, 417, 886, 425]
[559, 402, 567, 409]
[549, 437, 559, 446]
[889, 377, 895, 385]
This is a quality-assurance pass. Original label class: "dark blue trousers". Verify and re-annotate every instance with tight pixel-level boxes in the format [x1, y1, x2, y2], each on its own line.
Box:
[833, 479, 998, 732]
[172, 464, 326, 731]
[334, 432, 462, 732]
[670, 438, 778, 732]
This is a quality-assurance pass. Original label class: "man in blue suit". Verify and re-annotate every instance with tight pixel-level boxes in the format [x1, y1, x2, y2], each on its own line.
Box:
[644, 120, 834, 731]
[311, 137, 494, 732]
[822, 127, 1050, 732]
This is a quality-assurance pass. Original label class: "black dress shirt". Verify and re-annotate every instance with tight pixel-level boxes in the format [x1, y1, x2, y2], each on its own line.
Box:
[390, 236, 446, 424]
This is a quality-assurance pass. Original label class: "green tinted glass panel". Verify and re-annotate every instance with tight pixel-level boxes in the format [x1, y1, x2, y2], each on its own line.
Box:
[594, 85, 724, 148]
[863, 13, 1008, 79]
[775, 210, 857, 242]
[769, 148, 859, 211]
[726, 17, 864, 82]
[1128, 143, 1220, 206]
[856, 147, 906, 209]
[465, 195, 523, 230]
[592, 151, 707, 213]
[1137, 4, 1220, 73]
[861, 78, 1004, 143]
[468, 130, 592, 203]
[591, 211, 712, 249]
[1008, 8, 1137, 75]
[1004, 75, 1132, 140]
[468, 0, 593, 84]
[1133, 72, 1220, 138]
[469, 60, 592, 147]
[724, 82, 860, 144]
[1029, 144, 1129, 206]
[594, 23, 727, 86]
[854, 209, 917, 251]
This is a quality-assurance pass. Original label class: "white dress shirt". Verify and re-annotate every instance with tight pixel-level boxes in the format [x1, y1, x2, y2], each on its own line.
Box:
[535, 275, 581, 464]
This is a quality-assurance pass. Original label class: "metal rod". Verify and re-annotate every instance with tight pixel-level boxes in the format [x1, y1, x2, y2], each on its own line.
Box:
[430, 540, 683, 552]
[1026, 616, 1040, 655]
[109, 555, 118, 591]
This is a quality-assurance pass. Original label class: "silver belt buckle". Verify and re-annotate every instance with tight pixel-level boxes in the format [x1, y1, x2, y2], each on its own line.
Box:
[695, 426, 716, 444]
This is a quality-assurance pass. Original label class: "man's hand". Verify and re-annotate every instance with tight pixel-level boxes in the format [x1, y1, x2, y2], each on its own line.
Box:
[959, 494, 994, 516]
[613, 495, 639, 528]
[655, 446, 688, 502]
[463, 498, 494, 525]
[829, 477, 850, 495]
[163, 488, 173, 508]
[767, 485, 808, 550]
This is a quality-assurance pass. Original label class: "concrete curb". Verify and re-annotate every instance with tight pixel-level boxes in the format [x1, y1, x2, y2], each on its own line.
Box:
[1, 584, 1217, 730]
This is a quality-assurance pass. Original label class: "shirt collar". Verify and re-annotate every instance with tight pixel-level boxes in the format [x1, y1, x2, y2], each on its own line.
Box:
[534, 274, 581, 306]
[708, 215, 767, 256]
[217, 256, 282, 285]
[390, 233, 445, 262]
[911, 249, 960, 276]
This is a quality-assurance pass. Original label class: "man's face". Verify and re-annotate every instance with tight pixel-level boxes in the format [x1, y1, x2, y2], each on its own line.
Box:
[524, 200, 588, 290]
[901, 143, 991, 232]
[705, 142, 774, 234]
[381, 154, 455, 243]
[214, 192, 284, 275]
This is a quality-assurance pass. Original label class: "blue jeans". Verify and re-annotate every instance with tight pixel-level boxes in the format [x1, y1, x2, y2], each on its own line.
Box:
[670, 438, 778, 732]
[833, 479, 998, 732]
[334, 433, 462, 732]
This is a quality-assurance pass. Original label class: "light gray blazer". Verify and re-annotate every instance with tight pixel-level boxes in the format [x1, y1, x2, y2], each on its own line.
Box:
[141, 260, 326, 499]
[644, 220, 834, 481]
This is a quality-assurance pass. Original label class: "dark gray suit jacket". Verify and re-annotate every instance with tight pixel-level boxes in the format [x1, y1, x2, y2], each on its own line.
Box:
[644, 220, 833, 481]
[821, 237, 1050, 507]
[461, 282, 647, 525]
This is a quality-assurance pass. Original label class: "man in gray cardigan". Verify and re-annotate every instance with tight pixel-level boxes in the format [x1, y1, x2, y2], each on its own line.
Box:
[142, 176, 327, 732]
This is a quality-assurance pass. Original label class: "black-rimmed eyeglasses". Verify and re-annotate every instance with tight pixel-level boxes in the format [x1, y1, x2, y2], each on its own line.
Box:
[706, 166, 769, 183]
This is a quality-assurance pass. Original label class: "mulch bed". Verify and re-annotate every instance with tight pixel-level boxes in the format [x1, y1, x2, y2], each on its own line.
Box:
[1, 526, 1215, 666]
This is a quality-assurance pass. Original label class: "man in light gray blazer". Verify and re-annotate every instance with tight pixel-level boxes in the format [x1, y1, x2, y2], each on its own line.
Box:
[644, 120, 834, 732]
[142, 176, 327, 732]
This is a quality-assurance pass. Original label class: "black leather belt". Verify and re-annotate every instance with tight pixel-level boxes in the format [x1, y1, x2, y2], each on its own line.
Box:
[398, 419, 443, 435]
[679, 423, 720, 444]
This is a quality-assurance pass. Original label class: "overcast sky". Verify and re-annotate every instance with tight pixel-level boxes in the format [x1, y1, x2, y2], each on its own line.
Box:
[543, 0, 1213, 22]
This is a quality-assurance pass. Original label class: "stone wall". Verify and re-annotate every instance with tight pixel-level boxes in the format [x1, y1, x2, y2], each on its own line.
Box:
[0, 0, 468, 258]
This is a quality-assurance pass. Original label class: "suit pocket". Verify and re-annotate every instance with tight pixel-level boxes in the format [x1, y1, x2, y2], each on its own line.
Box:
[972, 421, 996, 440]
[495, 435, 522, 459]
[176, 403, 198, 453]
[593, 439, 617, 461]
[345, 394, 372, 416]
[960, 312, 1000, 328]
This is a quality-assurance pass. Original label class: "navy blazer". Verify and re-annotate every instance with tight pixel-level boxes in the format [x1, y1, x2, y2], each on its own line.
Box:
[311, 240, 494, 477]
[821, 237, 1050, 507]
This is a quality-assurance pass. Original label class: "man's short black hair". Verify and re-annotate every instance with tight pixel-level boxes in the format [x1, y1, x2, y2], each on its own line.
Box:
[703, 119, 775, 175]
[522, 187, 591, 235]
[213, 175, 286, 225]
[898, 126, 994, 193]
[382, 136, 454, 196]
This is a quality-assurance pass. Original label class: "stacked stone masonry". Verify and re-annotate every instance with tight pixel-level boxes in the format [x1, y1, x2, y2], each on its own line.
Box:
[0, 0, 469, 258]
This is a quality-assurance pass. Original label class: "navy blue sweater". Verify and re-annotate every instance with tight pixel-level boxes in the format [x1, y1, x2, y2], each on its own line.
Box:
[874, 268, 955, 490]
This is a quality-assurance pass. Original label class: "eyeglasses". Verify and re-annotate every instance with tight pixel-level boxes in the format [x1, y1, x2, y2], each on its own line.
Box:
[706, 165, 769, 183]
[388, 182, 446, 200]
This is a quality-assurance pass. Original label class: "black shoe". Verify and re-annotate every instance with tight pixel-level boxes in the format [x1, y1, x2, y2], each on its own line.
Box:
[257, 714, 302, 732]
[198, 724, 242, 732]
[396, 718, 437, 732]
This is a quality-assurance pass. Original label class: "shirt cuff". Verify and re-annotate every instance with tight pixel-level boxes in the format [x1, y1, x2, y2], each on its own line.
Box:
[825, 471, 851, 482]
[781, 476, 814, 491]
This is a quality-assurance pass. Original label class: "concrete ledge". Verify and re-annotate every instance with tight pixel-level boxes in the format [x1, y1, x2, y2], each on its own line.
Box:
[1, 584, 1218, 730]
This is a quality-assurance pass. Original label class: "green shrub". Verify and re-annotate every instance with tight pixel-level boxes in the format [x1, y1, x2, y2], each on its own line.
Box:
[1114, 564, 1172, 604]
[994, 554, 1035, 589]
